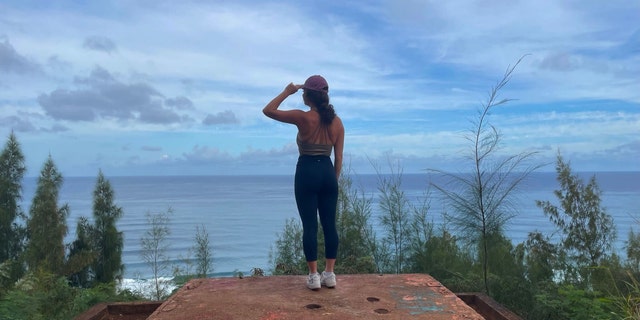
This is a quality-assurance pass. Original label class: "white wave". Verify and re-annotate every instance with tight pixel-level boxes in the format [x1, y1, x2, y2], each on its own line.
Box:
[117, 277, 178, 300]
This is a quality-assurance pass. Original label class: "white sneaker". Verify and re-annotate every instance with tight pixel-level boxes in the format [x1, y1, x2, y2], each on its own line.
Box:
[321, 271, 336, 288]
[307, 273, 321, 290]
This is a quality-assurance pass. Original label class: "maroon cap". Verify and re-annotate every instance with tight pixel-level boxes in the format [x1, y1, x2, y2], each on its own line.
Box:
[302, 75, 329, 93]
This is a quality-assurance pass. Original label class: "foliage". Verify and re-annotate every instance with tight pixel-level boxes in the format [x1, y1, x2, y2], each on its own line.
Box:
[1, 260, 21, 296]
[625, 229, 640, 272]
[440, 271, 485, 294]
[335, 171, 378, 274]
[91, 170, 124, 285]
[484, 233, 531, 313]
[173, 224, 214, 285]
[66, 171, 125, 289]
[532, 284, 614, 320]
[609, 270, 640, 320]
[140, 208, 173, 300]
[0, 286, 41, 320]
[0, 270, 144, 320]
[270, 218, 306, 275]
[194, 224, 213, 278]
[0, 132, 27, 291]
[536, 153, 616, 283]
[522, 231, 559, 285]
[430, 56, 542, 293]
[25, 155, 69, 276]
[0, 132, 27, 266]
[405, 188, 433, 266]
[483, 233, 526, 280]
[374, 159, 412, 273]
[408, 225, 473, 280]
[66, 216, 97, 288]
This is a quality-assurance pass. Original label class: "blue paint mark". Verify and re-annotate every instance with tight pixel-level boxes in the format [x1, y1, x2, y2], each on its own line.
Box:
[390, 291, 446, 315]
[409, 307, 444, 315]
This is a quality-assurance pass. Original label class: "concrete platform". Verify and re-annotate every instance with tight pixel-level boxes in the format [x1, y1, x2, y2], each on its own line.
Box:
[147, 274, 485, 319]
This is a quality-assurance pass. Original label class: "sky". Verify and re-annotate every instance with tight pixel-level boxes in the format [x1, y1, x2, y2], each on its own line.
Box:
[1, 0, 639, 177]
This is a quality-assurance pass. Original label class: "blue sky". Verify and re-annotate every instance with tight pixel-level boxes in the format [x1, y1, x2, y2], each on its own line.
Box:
[1, 0, 638, 177]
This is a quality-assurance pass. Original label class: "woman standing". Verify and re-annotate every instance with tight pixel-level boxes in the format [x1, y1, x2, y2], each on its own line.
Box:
[263, 75, 344, 290]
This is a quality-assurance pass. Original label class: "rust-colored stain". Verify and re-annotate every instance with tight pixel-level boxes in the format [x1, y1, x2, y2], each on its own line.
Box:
[146, 274, 485, 320]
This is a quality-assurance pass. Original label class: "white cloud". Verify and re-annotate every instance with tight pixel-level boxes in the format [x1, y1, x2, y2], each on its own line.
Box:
[0, 0, 638, 175]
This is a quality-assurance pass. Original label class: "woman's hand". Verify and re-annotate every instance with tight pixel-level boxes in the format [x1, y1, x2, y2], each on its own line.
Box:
[284, 82, 303, 95]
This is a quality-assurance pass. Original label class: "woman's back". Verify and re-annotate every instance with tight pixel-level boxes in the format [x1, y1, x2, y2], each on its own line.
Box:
[297, 110, 342, 146]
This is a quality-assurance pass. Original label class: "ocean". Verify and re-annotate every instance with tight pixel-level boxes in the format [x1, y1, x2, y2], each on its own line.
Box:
[18, 172, 640, 279]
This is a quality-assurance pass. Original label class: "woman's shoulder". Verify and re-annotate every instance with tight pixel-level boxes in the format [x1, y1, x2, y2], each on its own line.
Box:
[332, 115, 344, 127]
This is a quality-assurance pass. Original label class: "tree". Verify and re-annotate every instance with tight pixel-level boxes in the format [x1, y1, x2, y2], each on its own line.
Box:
[92, 170, 124, 285]
[193, 225, 212, 278]
[0, 132, 27, 287]
[172, 224, 212, 285]
[0, 132, 26, 294]
[25, 155, 69, 275]
[532, 284, 613, 320]
[626, 229, 640, 272]
[523, 231, 559, 285]
[409, 224, 473, 281]
[430, 56, 543, 294]
[375, 160, 412, 274]
[140, 208, 173, 300]
[536, 153, 616, 280]
[67, 216, 97, 287]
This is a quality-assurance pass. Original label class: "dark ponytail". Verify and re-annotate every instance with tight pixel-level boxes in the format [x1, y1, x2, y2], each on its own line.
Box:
[305, 90, 336, 125]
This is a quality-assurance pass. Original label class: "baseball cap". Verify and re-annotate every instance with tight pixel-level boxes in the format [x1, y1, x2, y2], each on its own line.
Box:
[302, 75, 329, 93]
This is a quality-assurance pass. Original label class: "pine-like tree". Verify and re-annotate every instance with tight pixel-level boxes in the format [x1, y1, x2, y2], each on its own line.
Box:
[536, 153, 616, 270]
[0, 132, 27, 264]
[430, 56, 543, 294]
[92, 170, 124, 284]
[67, 216, 97, 287]
[25, 155, 69, 275]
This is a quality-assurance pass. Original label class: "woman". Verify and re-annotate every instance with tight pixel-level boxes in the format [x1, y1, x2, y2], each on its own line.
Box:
[263, 75, 344, 290]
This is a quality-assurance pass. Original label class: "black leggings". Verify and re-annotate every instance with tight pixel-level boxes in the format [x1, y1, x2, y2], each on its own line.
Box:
[294, 155, 339, 261]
